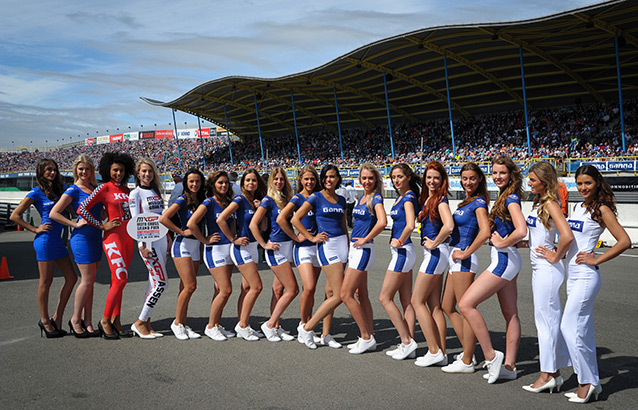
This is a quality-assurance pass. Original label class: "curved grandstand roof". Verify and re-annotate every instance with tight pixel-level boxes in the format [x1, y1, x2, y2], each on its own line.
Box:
[142, 0, 638, 140]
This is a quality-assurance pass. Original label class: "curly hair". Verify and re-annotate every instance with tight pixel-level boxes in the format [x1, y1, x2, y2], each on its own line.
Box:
[359, 163, 383, 214]
[575, 164, 617, 226]
[296, 165, 320, 194]
[206, 171, 234, 207]
[240, 168, 267, 208]
[458, 162, 489, 208]
[72, 154, 97, 187]
[98, 151, 135, 184]
[267, 167, 293, 209]
[489, 156, 523, 231]
[35, 158, 65, 200]
[390, 163, 420, 198]
[182, 168, 206, 211]
[529, 161, 559, 230]
[418, 161, 449, 224]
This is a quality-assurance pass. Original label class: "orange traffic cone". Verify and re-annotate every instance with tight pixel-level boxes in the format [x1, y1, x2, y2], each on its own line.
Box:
[0, 257, 14, 280]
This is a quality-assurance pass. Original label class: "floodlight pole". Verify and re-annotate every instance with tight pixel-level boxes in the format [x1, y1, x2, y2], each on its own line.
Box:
[615, 34, 626, 152]
[443, 53, 456, 159]
[333, 88, 344, 161]
[171, 109, 183, 170]
[383, 73, 395, 158]
[290, 90, 302, 164]
[223, 104, 234, 165]
[520, 46, 532, 156]
[254, 93, 265, 166]
[196, 116, 207, 170]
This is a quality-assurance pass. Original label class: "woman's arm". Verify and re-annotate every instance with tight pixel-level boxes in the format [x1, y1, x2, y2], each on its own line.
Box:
[187, 204, 219, 245]
[576, 205, 631, 266]
[159, 203, 190, 237]
[353, 202, 387, 247]
[50, 194, 86, 229]
[536, 201, 574, 263]
[491, 202, 528, 248]
[217, 201, 247, 246]
[391, 200, 415, 248]
[291, 201, 327, 243]
[276, 201, 301, 242]
[250, 206, 277, 250]
[9, 197, 45, 234]
[424, 202, 454, 250]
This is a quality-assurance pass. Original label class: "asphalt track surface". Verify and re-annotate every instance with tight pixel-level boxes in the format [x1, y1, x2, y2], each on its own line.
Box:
[1, 228, 637, 409]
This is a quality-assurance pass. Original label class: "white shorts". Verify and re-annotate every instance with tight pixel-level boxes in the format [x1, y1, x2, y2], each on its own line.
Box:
[203, 243, 233, 269]
[448, 247, 479, 273]
[348, 243, 376, 271]
[265, 241, 293, 267]
[317, 234, 349, 266]
[293, 245, 320, 268]
[418, 243, 450, 275]
[171, 236, 201, 261]
[231, 241, 258, 266]
[486, 245, 522, 281]
[387, 243, 416, 273]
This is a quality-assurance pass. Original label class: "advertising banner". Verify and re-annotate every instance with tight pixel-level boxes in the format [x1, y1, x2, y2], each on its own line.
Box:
[97, 136, 109, 144]
[195, 128, 210, 138]
[155, 129, 174, 139]
[140, 131, 155, 140]
[86, 138, 95, 145]
[123, 132, 138, 141]
[109, 134, 123, 143]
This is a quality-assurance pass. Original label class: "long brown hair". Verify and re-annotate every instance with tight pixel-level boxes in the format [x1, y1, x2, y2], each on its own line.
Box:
[458, 162, 489, 208]
[390, 163, 420, 197]
[575, 164, 617, 226]
[489, 156, 523, 231]
[529, 161, 559, 230]
[36, 158, 65, 200]
[182, 168, 205, 211]
[241, 168, 267, 209]
[206, 171, 233, 207]
[418, 161, 449, 224]
[360, 163, 383, 214]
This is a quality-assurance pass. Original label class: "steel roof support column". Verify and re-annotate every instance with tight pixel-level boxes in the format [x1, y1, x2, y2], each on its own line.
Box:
[171, 109, 183, 170]
[290, 91, 302, 164]
[223, 104, 234, 165]
[615, 34, 626, 152]
[196, 116, 207, 170]
[444, 53, 456, 159]
[254, 93, 265, 166]
[383, 73, 395, 159]
[519, 46, 532, 156]
[333, 88, 344, 161]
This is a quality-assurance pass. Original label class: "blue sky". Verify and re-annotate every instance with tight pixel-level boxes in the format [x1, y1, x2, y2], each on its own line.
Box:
[0, 0, 596, 148]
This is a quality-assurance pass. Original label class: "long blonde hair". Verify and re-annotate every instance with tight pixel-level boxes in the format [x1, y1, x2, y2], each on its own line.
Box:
[359, 163, 383, 214]
[135, 158, 163, 195]
[72, 154, 97, 187]
[530, 161, 559, 230]
[267, 167, 293, 209]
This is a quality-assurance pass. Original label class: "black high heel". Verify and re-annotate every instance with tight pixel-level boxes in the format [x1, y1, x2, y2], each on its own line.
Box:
[68, 320, 90, 339]
[38, 320, 62, 338]
[111, 321, 133, 338]
[81, 320, 101, 338]
[49, 317, 68, 336]
[98, 321, 119, 340]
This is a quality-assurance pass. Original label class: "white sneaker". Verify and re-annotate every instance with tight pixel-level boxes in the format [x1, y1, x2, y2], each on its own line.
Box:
[483, 365, 517, 380]
[184, 325, 201, 339]
[415, 350, 448, 367]
[386, 344, 402, 356]
[204, 325, 227, 341]
[171, 321, 189, 340]
[453, 352, 477, 366]
[347, 339, 360, 350]
[441, 359, 475, 373]
[276, 326, 295, 341]
[297, 322, 305, 344]
[234, 323, 259, 341]
[349, 336, 377, 354]
[313, 335, 322, 344]
[320, 334, 342, 349]
[297, 326, 317, 349]
[247, 325, 264, 338]
[261, 322, 282, 342]
[218, 325, 235, 338]
[485, 350, 504, 384]
[392, 339, 418, 360]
